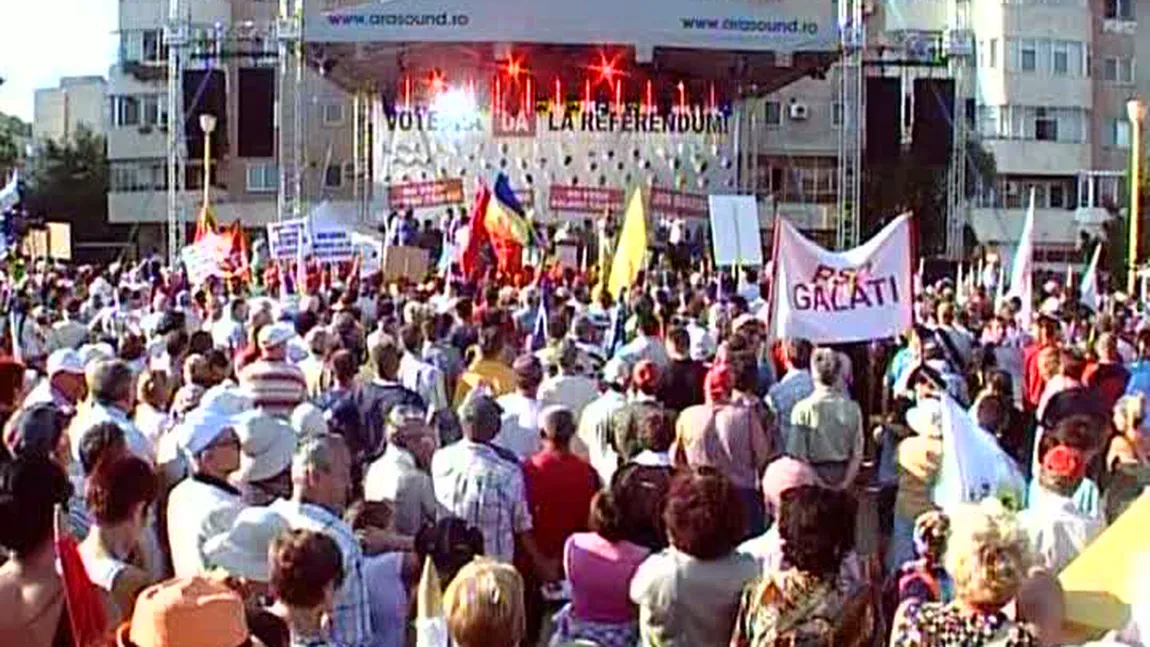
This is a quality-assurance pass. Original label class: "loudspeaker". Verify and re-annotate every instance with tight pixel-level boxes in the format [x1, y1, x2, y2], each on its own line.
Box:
[865, 77, 901, 165]
[237, 68, 274, 158]
[183, 69, 228, 160]
[912, 78, 955, 166]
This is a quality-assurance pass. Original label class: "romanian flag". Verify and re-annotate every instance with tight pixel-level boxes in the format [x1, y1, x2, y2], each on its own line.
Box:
[194, 205, 218, 242]
[485, 173, 534, 247]
[459, 183, 492, 279]
[607, 187, 648, 299]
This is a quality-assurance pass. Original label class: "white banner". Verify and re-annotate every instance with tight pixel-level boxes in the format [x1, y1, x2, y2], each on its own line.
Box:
[708, 194, 763, 267]
[266, 218, 311, 260]
[770, 213, 914, 344]
[181, 233, 230, 285]
[308, 202, 356, 262]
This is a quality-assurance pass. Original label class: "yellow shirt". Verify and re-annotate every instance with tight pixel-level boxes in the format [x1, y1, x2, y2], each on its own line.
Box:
[453, 358, 518, 407]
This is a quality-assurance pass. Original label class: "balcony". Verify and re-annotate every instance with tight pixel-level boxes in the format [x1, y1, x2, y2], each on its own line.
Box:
[983, 139, 1091, 175]
[1074, 170, 1124, 227]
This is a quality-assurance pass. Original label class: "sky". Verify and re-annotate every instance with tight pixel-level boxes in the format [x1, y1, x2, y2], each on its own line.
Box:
[0, 0, 117, 122]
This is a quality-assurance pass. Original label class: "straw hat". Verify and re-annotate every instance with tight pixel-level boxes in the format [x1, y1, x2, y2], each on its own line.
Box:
[117, 576, 248, 647]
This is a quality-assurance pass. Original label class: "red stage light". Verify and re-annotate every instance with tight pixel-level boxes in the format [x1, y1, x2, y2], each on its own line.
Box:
[428, 69, 446, 95]
[553, 77, 562, 112]
[614, 79, 623, 113]
[592, 52, 619, 84]
[645, 79, 654, 115]
[506, 58, 523, 80]
[677, 81, 687, 112]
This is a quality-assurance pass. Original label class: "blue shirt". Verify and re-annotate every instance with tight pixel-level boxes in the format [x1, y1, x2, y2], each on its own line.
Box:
[1125, 360, 1150, 400]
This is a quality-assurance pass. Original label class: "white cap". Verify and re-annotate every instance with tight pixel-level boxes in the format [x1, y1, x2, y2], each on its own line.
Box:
[47, 349, 85, 377]
[258, 322, 295, 349]
[233, 411, 297, 483]
[602, 358, 630, 385]
[291, 402, 327, 437]
[176, 407, 237, 456]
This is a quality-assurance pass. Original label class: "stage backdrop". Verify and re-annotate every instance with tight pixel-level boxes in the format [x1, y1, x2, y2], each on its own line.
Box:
[770, 213, 914, 344]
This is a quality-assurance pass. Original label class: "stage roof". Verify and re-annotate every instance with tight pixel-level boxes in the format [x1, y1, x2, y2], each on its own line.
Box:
[303, 0, 838, 52]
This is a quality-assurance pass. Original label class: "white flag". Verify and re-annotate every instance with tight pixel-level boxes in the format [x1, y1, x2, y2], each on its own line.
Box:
[770, 213, 914, 344]
[956, 262, 966, 305]
[1005, 188, 1036, 323]
[932, 394, 1026, 512]
[0, 172, 18, 213]
[1079, 243, 1103, 312]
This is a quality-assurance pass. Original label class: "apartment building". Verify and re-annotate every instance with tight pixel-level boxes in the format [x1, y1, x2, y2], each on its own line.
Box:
[33, 76, 108, 144]
[752, 0, 1147, 264]
[106, 0, 354, 253]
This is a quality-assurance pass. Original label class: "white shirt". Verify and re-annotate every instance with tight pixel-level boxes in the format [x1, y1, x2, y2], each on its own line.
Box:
[398, 352, 448, 413]
[70, 401, 156, 465]
[210, 317, 245, 351]
[364, 445, 440, 536]
[494, 391, 543, 461]
[1020, 485, 1106, 574]
[616, 334, 670, 371]
[538, 374, 599, 420]
[686, 322, 717, 361]
[166, 475, 245, 578]
[577, 389, 627, 485]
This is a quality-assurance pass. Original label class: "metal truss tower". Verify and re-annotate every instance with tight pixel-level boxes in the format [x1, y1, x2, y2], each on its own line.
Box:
[165, 0, 189, 267]
[836, 0, 865, 250]
[944, 0, 974, 259]
[277, 0, 304, 222]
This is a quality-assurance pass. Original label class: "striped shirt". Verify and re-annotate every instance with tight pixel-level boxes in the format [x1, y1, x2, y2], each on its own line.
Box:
[239, 359, 308, 416]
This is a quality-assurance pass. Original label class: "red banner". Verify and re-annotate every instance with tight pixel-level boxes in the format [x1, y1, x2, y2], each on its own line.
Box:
[650, 188, 709, 218]
[387, 179, 465, 209]
[548, 185, 625, 214]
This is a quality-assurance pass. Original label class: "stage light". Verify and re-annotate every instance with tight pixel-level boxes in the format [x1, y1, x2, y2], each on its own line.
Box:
[428, 68, 446, 96]
[506, 57, 523, 80]
[592, 52, 619, 84]
[614, 79, 623, 113]
[677, 81, 687, 113]
[553, 77, 563, 112]
[431, 87, 478, 131]
[645, 79, 654, 115]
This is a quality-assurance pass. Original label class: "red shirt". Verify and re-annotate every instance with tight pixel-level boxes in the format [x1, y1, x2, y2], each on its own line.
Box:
[523, 449, 600, 559]
[1022, 342, 1054, 411]
[1083, 361, 1130, 416]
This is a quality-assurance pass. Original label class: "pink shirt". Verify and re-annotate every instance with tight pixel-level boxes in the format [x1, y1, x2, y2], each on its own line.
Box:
[565, 532, 651, 623]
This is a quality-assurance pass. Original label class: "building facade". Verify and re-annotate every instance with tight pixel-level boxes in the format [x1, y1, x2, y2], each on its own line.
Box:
[33, 76, 108, 144]
[107, 0, 355, 254]
[748, 0, 1148, 265]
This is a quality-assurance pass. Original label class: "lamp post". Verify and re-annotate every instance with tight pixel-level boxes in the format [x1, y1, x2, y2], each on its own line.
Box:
[199, 113, 217, 212]
[1128, 98, 1146, 297]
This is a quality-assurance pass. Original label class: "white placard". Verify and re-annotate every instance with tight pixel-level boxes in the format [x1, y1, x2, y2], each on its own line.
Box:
[266, 218, 311, 260]
[708, 195, 763, 267]
[181, 233, 230, 285]
[770, 213, 914, 344]
[351, 232, 384, 275]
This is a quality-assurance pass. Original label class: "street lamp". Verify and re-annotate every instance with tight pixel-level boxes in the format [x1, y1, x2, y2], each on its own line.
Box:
[1127, 98, 1146, 296]
[199, 113, 218, 212]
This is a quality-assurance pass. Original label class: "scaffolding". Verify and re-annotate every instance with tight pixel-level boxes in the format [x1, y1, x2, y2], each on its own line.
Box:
[276, 0, 304, 223]
[835, 0, 865, 250]
[164, 0, 188, 267]
[944, 0, 974, 260]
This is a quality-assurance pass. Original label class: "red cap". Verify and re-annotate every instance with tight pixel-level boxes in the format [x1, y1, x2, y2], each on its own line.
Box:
[1042, 445, 1086, 479]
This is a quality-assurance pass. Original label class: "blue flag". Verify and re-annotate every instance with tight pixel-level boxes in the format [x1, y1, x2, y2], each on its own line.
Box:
[604, 300, 627, 359]
[529, 279, 550, 352]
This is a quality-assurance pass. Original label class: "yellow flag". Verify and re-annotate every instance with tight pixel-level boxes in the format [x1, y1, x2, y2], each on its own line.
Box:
[415, 557, 448, 647]
[607, 188, 648, 299]
[1059, 493, 1150, 640]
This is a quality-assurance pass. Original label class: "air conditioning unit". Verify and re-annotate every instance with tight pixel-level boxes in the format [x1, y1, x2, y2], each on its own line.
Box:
[788, 102, 810, 121]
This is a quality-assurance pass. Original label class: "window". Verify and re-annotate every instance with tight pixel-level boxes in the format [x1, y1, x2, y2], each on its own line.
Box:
[142, 30, 162, 63]
[1113, 119, 1132, 147]
[322, 102, 345, 125]
[141, 95, 166, 127]
[1049, 182, 1067, 208]
[1034, 108, 1058, 141]
[110, 160, 167, 192]
[1102, 57, 1135, 83]
[1106, 0, 1134, 20]
[1053, 42, 1069, 75]
[764, 101, 782, 126]
[246, 163, 278, 192]
[831, 102, 843, 127]
[121, 32, 142, 64]
[324, 163, 343, 188]
[1020, 40, 1037, 71]
[989, 39, 998, 68]
[114, 96, 141, 127]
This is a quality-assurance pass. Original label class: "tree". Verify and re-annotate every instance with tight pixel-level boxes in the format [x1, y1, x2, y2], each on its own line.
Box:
[24, 126, 129, 261]
[0, 112, 30, 178]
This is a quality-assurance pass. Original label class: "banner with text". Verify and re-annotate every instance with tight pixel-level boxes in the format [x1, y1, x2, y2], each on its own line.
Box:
[549, 185, 625, 215]
[770, 213, 913, 344]
[266, 218, 311, 260]
[651, 188, 709, 218]
[182, 233, 231, 285]
[387, 179, 465, 209]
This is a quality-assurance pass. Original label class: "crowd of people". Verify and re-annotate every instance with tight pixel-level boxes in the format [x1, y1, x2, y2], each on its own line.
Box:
[0, 251, 1145, 647]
